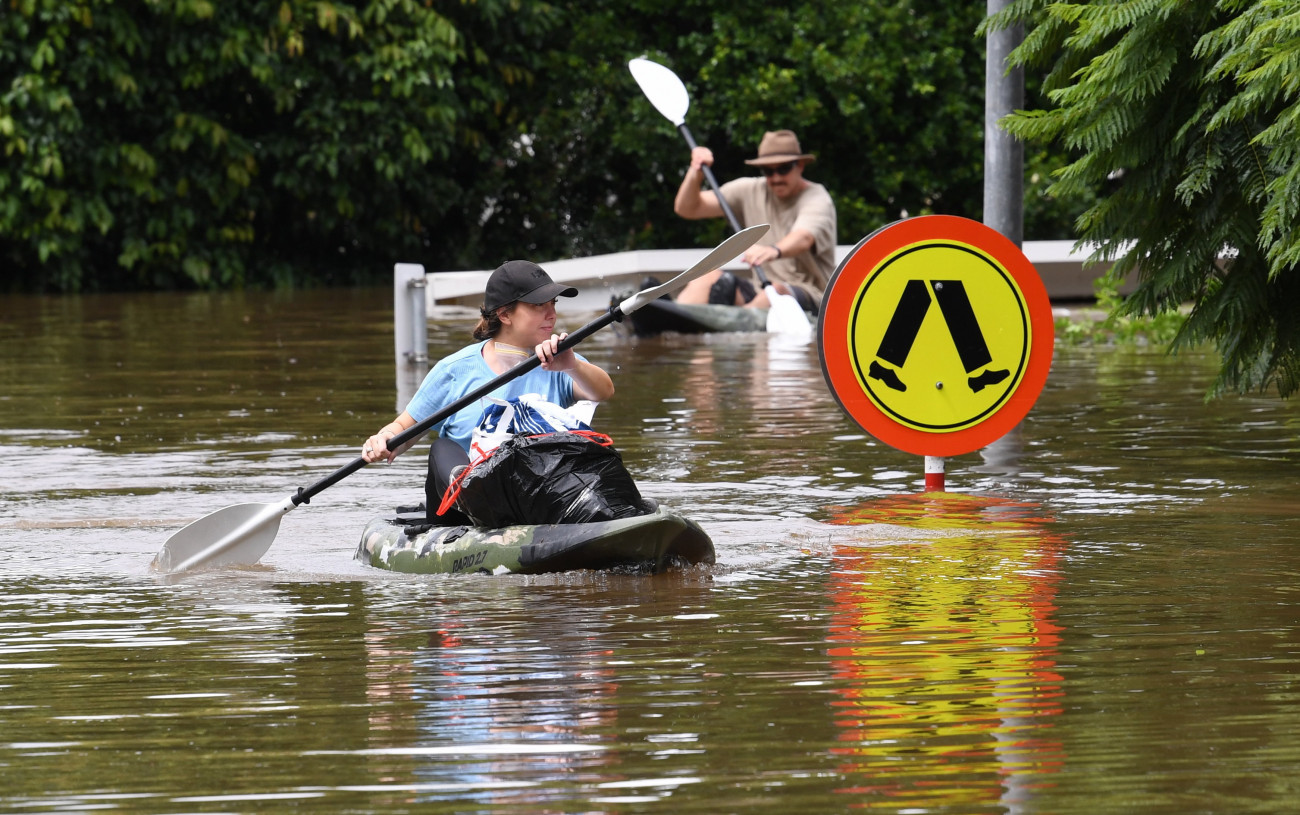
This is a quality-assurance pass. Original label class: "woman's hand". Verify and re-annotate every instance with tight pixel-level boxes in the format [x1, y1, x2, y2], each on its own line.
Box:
[362, 426, 399, 464]
[538, 333, 615, 401]
[535, 333, 576, 372]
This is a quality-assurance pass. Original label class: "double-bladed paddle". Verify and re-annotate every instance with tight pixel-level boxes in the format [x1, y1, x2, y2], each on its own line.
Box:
[152, 224, 770, 574]
[628, 57, 813, 338]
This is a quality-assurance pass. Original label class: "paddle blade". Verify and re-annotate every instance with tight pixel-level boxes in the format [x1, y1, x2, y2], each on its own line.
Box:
[152, 497, 296, 574]
[763, 285, 814, 338]
[629, 58, 690, 126]
[619, 224, 769, 314]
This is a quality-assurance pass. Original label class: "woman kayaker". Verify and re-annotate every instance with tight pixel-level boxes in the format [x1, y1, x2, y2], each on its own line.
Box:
[360, 260, 615, 522]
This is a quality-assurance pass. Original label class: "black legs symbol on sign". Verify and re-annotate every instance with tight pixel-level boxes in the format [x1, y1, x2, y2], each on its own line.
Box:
[868, 280, 1010, 393]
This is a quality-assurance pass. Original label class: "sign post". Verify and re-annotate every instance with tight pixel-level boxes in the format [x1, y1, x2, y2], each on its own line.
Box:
[818, 216, 1053, 487]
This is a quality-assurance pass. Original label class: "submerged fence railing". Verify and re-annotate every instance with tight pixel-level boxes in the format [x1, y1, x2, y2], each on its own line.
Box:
[392, 239, 1125, 372]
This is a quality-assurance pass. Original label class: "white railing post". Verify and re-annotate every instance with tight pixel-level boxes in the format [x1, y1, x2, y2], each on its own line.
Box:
[393, 263, 428, 366]
[406, 276, 428, 365]
[393, 263, 429, 411]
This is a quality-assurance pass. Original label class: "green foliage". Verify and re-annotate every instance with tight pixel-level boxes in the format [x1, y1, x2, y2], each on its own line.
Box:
[3, 0, 1093, 293]
[991, 0, 1300, 398]
[1, 0, 558, 290]
[1054, 277, 1188, 346]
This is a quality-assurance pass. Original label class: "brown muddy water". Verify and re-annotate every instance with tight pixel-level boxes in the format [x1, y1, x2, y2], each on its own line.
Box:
[2, 287, 1299, 814]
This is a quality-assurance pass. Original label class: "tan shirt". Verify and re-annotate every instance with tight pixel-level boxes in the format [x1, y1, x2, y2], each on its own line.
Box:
[720, 177, 838, 299]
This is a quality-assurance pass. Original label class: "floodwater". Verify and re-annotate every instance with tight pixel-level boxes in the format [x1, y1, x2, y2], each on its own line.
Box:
[2, 287, 1299, 814]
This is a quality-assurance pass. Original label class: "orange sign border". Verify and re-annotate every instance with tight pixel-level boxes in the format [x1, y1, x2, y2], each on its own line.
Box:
[818, 216, 1054, 457]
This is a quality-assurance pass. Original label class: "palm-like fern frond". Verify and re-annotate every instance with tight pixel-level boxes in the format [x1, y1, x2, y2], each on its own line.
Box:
[995, 0, 1300, 396]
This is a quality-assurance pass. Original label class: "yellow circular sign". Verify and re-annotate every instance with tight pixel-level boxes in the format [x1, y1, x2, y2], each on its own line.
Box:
[849, 241, 1028, 432]
[819, 216, 1054, 457]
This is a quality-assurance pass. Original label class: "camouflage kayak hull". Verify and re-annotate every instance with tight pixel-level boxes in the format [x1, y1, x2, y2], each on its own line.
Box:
[355, 501, 715, 575]
[627, 299, 770, 336]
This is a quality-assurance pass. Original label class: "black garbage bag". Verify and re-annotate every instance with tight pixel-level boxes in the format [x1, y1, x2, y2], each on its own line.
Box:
[453, 432, 645, 527]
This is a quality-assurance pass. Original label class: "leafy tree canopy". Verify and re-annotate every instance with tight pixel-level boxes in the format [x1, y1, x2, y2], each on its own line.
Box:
[992, 0, 1300, 397]
[2, 0, 558, 290]
[3, 0, 1089, 293]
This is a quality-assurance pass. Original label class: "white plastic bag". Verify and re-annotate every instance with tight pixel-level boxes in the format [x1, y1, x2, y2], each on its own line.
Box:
[469, 394, 596, 462]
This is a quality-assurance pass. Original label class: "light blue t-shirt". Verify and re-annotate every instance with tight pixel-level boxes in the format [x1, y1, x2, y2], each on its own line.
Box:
[405, 341, 579, 453]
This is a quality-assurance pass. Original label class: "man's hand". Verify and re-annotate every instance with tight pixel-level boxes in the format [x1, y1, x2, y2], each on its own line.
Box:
[689, 146, 714, 173]
[744, 244, 783, 266]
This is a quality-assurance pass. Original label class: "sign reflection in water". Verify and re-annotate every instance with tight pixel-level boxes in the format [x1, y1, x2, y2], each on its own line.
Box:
[825, 493, 1065, 810]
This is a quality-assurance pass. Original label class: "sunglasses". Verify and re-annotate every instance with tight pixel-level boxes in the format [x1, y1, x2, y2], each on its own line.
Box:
[759, 161, 798, 177]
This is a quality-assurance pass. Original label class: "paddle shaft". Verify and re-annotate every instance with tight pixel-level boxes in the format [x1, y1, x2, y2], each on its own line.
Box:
[289, 308, 621, 508]
[678, 123, 773, 289]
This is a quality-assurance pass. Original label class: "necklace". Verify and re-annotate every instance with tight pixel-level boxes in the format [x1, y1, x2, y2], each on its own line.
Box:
[493, 341, 532, 360]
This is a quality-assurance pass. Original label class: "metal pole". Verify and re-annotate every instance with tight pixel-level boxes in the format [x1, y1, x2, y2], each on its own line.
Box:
[407, 276, 428, 365]
[985, 0, 1024, 247]
[980, 0, 1028, 475]
[393, 263, 428, 412]
[925, 456, 946, 492]
[393, 263, 427, 366]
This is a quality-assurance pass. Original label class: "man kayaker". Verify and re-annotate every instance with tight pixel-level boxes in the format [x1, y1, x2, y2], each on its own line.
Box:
[672, 129, 837, 312]
[360, 260, 615, 522]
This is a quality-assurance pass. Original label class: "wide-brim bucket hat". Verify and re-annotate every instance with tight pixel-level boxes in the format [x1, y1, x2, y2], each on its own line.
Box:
[743, 129, 817, 166]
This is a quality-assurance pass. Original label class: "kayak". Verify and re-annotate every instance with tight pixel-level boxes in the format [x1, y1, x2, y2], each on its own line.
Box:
[627, 298, 768, 336]
[355, 499, 715, 575]
[625, 298, 815, 337]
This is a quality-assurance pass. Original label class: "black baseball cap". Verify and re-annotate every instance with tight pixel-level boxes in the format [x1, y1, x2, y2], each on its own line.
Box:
[483, 260, 578, 312]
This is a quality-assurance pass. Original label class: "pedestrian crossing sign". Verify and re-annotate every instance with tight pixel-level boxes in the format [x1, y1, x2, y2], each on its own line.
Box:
[819, 216, 1054, 457]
